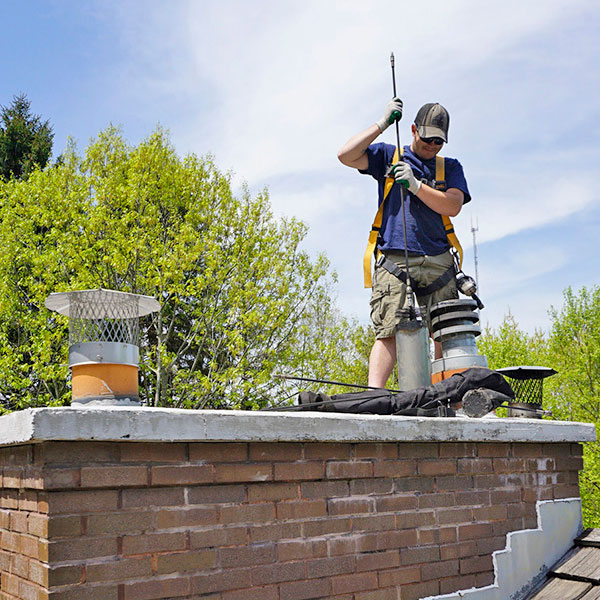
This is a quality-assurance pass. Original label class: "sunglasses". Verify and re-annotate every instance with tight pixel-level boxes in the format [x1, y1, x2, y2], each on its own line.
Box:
[420, 136, 445, 146]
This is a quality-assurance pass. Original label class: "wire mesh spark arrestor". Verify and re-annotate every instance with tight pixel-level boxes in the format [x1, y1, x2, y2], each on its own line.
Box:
[496, 366, 557, 418]
[430, 298, 488, 384]
[45, 289, 160, 406]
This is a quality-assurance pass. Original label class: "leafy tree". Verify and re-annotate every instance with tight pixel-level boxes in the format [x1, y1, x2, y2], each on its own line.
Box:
[0, 126, 369, 411]
[0, 93, 53, 180]
[545, 287, 600, 526]
[479, 291, 600, 528]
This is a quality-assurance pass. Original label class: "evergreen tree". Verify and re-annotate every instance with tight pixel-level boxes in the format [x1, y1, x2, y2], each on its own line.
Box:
[0, 93, 53, 180]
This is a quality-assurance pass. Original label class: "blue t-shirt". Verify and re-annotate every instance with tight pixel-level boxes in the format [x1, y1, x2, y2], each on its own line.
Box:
[360, 143, 471, 255]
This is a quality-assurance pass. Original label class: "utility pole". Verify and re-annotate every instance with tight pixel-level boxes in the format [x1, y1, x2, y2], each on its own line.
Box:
[471, 217, 480, 293]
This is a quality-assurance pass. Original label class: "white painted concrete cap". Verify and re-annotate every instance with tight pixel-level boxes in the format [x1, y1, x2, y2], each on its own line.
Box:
[0, 407, 595, 446]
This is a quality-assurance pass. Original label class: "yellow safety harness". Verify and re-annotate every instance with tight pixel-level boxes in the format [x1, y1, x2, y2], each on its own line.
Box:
[363, 150, 463, 288]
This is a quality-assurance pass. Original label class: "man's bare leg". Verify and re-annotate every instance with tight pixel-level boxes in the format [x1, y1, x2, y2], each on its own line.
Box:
[368, 337, 396, 388]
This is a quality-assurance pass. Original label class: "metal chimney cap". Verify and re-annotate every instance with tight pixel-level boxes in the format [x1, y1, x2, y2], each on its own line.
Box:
[45, 289, 161, 318]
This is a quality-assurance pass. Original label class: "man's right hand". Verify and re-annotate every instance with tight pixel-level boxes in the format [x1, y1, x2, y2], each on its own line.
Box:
[376, 97, 403, 133]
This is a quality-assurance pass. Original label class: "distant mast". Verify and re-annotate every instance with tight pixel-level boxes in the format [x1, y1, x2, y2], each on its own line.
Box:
[471, 217, 479, 293]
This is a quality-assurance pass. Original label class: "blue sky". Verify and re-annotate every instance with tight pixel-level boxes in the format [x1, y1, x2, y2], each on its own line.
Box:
[2, 0, 599, 334]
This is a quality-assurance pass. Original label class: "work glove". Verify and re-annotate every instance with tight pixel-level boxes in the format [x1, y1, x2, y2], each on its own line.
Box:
[376, 97, 403, 133]
[391, 161, 422, 195]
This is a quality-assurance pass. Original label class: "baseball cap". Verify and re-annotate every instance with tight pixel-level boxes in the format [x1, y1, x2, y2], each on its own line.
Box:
[414, 103, 449, 143]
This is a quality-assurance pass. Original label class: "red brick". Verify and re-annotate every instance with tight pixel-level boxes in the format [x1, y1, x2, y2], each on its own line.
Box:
[9, 511, 28, 533]
[378, 564, 421, 586]
[276, 499, 326, 520]
[150, 464, 214, 486]
[249, 521, 302, 543]
[473, 474, 505, 489]
[307, 555, 355, 578]
[300, 480, 349, 499]
[356, 549, 400, 571]
[419, 459, 457, 476]
[1, 572, 19, 596]
[399, 442, 439, 458]
[191, 567, 252, 594]
[440, 574, 477, 594]
[48, 565, 83, 586]
[478, 443, 511, 457]
[332, 571, 378, 594]
[220, 502, 275, 524]
[156, 507, 217, 529]
[189, 442, 248, 463]
[87, 556, 153, 581]
[373, 460, 416, 478]
[277, 539, 327, 561]
[123, 575, 190, 600]
[1, 490, 19, 509]
[437, 507, 473, 524]
[352, 514, 395, 532]
[21, 534, 44, 559]
[119, 442, 187, 463]
[461, 554, 493, 574]
[326, 461, 373, 479]
[247, 482, 298, 502]
[349, 478, 394, 495]
[419, 525, 457, 545]
[542, 443, 571, 457]
[20, 491, 46, 512]
[396, 510, 435, 529]
[355, 443, 398, 459]
[402, 580, 440, 600]
[401, 545, 440, 565]
[476, 535, 507, 554]
[156, 550, 216, 574]
[422, 559, 460, 580]
[458, 522, 494, 541]
[44, 468, 80, 489]
[553, 484, 581, 499]
[79, 465, 148, 488]
[303, 517, 352, 537]
[440, 442, 477, 457]
[376, 494, 418, 512]
[372, 528, 418, 551]
[190, 525, 247, 549]
[490, 488, 521, 504]
[27, 514, 48, 538]
[46, 584, 119, 600]
[223, 586, 279, 600]
[187, 484, 245, 505]
[280, 578, 331, 600]
[513, 443, 543, 457]
[274, 462, 324, 481]
[249, 443, 303, 462]
[215, 463, 272, 483]
[458, 458, 493, 474]
[473, 504, 508, 521]
[87, 510, 156, 535]
[40, 442, 119, 464]
[47, 515, 82, 538]
[455, 489, 489, 505]
[492, 458, 527, 473]
[121, 487, 185, 508]
[252, 561, 306, 585]
[48, 536, 118, 562]
[436, 475, 474, 491]
[122, 531, 186, 555]
[219, 543, 275, 568]
[48, 490, 119, 514]
[1, 445, 33, 466]
[304, 443, 351, 459]
[355, 589, 399, 600]
[11, 553, 29, 578]
[571, 443, 584, 457]
[328, 497, 373, 516]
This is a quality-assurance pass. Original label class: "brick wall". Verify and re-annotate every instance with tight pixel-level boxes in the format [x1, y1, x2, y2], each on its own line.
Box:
[0, 440, 584, 600]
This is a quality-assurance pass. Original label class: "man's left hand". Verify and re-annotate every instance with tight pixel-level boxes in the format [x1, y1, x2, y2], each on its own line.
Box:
[391, 162, 422, 195]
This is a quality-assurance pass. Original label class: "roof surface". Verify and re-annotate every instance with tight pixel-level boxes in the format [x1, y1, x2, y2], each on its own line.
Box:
[528, 529, 600, 599]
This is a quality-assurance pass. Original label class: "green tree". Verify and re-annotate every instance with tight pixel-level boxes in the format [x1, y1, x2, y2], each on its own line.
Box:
[545, 286, 600, 526]
[0, 93, 53, 180]
[0, 126, 367, 411]
[479, 292, 600, 528]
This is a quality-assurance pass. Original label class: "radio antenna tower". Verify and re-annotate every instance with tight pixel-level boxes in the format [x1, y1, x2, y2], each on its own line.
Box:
[471, 217, 480, 292]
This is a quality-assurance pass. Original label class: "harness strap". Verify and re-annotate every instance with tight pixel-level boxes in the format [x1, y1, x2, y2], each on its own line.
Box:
[436, 156, 464, 269]
[376, 255, 456, 297]
[363, 147, 400, 288]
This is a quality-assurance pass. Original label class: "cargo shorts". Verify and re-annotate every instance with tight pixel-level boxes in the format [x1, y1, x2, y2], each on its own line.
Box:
[370, 250, 458, 339]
